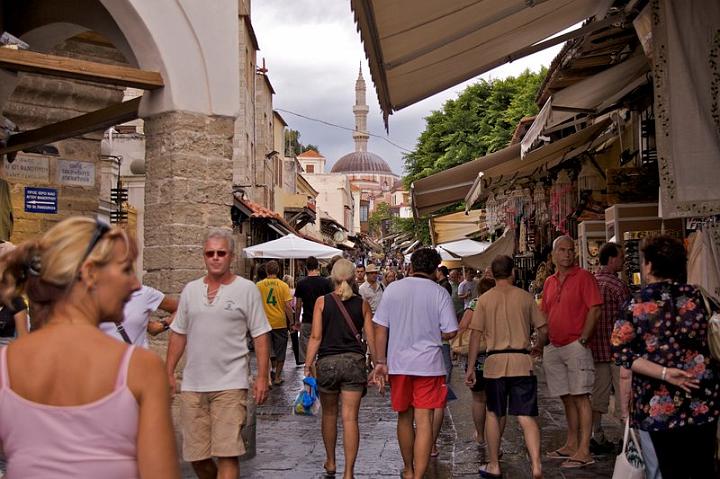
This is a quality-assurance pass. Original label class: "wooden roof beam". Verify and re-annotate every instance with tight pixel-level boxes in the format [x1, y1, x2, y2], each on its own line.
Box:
[0, 48, 163, 90]
[0, 97, 141, 155]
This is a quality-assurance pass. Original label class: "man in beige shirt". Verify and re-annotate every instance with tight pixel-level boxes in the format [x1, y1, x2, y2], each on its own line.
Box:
[465, 255, 547, 479]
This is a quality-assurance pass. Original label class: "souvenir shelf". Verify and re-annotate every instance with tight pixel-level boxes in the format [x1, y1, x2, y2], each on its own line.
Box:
[604, 203, 683, 244]
[578, 220, 606, 273]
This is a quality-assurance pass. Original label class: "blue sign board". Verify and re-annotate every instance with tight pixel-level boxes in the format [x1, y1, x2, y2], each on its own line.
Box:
[24, 187, 58, 214]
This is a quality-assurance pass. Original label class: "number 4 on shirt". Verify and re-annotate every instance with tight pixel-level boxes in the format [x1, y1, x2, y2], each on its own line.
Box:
[266, 288, 277, 306]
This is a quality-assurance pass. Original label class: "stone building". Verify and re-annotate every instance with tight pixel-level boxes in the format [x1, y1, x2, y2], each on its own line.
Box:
[0, 0, 277, 297]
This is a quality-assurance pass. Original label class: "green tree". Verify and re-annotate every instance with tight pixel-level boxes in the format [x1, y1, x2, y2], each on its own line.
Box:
[285, 129, 321, 156]
[403, 68, 546, 188]
[391, 217, 431, 245]
[368, 202, 392, 236]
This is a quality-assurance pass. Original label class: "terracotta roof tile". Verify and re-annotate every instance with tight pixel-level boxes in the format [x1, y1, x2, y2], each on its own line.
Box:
[298, 149, 323, 158]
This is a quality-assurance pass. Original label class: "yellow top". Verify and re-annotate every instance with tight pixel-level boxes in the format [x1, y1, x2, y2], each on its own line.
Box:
[256, 278, 291, 329]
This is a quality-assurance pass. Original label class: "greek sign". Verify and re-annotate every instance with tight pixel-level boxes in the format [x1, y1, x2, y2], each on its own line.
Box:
[2, 156, 50, 182]
[57, 160, 95, 187]
[24, 187, 58, 214]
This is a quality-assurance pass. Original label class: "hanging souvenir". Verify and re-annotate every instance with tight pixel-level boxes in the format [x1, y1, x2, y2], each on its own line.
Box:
[485, 192, 497, 230]
[533, 181, 549, 224]
[577, 159, 604, 200]
[550, 170, 575, 235]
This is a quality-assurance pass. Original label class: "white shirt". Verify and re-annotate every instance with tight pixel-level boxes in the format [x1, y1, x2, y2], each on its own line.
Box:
[458, 279, 475, 309]
[373, 277, 458, 376]
[359, 281, 384, 313]
[171, 276, 272, 392]
[100, 285, 165, 347]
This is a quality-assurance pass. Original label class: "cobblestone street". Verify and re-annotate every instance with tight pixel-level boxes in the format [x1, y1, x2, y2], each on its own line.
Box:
[175, 350, 620, 478]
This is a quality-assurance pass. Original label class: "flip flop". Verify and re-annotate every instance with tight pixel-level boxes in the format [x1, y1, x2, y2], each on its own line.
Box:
[478, 462, 503, 478]
[560, 458, 596, 469]
[546, 449, 571, 459]
[430, 447, 439, 457]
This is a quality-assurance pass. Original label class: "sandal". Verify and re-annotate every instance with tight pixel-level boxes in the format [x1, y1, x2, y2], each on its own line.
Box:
[560, 458, 596, 469]
[546, 449, 571, 459]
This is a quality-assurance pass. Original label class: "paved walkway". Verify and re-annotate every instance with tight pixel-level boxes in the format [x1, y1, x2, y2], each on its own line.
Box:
[175, 351, 621, 478]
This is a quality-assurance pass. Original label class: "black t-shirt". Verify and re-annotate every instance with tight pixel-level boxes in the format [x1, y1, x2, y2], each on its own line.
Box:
[295, 276, 333, 323]
[0, 297, 27, 338]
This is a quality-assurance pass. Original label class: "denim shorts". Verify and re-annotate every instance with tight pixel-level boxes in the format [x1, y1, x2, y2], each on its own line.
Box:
[316, 352, 367, 394]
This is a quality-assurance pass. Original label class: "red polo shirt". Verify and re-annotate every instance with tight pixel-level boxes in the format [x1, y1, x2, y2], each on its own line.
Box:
[541, 266, 602, 347]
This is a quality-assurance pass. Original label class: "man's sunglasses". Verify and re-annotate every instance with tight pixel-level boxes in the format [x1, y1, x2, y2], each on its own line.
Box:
[204, 250, 228, 258]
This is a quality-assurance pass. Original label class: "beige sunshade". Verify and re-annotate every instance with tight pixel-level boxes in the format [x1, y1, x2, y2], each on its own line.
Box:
[351, 0, 612, 124]
[411, 143, 520, 216]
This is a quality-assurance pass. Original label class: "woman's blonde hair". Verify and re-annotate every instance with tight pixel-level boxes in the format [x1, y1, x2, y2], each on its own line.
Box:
[331, 259, 356, 301]
[0, 216, 136, 327]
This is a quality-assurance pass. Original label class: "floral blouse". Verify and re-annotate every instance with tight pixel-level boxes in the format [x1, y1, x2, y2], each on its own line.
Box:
[612, 282, 720, 432]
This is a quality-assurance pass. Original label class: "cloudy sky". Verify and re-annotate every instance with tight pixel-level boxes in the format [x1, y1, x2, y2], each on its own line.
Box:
[251, 1, 564, 176]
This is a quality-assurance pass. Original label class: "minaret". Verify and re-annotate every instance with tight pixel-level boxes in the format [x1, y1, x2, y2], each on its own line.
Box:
[352, 64, 369, 153]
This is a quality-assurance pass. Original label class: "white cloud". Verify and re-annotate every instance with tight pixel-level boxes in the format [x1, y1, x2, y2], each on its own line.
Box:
[252, 1, 563, 175]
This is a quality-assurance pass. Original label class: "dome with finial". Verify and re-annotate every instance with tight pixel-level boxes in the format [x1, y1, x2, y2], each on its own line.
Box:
[331, 151, 393, 174]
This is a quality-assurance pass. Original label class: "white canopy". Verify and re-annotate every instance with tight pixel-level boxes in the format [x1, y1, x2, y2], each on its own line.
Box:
[243, 234, 342, 259]
[438, 239, 491, 257]
[462, 229, 516, 270]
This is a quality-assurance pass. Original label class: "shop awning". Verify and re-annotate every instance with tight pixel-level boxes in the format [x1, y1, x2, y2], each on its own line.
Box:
[522, 53, 649, 156]
[465, 118, 612, 209]
[411, 143, 520, 216]
[462, 228, 516, 270]
[439, 238, 491, 257]
[351, 0, 613, 124]
[429, 208, 486, 245]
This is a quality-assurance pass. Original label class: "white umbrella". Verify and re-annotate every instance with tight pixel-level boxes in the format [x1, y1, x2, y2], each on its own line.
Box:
[243, 234, 342, 259]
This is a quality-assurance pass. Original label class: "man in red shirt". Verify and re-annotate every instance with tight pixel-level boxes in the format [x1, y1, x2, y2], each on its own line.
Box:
[541, 236, 602, 469]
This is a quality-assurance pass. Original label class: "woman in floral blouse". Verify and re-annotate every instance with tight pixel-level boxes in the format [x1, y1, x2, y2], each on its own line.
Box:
[612, 236, 720, 478]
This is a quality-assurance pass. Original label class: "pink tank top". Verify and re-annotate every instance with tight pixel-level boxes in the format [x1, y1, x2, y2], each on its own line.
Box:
[0, 346, 140, 478]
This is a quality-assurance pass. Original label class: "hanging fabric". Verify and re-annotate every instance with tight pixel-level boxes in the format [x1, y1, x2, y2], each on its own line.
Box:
[550, 170, 575, 235]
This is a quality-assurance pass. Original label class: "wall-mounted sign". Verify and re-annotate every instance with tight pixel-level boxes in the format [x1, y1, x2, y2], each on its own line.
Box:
[2, 156, 50, 182]
[57, 160, 95, 187]
[24, 187, 57, 214]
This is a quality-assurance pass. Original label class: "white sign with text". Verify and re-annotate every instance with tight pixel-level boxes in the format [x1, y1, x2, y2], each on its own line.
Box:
[2, 156, 50, 182]
[57, 160, 95, 187]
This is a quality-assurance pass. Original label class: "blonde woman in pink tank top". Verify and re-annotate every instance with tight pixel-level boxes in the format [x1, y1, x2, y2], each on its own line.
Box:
[0, 217, 180, 479]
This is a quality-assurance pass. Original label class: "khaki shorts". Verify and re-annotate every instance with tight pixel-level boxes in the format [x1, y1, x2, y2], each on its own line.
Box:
[543, 340, 595, 397]
[180, 389, 247, 462]
[591, 361, 621, 414]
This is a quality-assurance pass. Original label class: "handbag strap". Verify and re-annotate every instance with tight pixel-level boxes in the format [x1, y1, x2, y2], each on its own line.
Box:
[622, 416, 643, 457]
[329, 293, 363, 345]
[115, 323, 132, 344]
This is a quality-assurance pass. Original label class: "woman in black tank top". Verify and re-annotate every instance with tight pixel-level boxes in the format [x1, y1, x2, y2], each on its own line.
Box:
[304, 259, 377, 478]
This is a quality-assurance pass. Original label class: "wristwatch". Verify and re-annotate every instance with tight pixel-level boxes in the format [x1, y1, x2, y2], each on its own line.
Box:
[578, 337, 588, 347]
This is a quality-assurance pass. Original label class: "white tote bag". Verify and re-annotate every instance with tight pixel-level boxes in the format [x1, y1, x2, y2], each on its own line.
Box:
[612, 417, 645, 479]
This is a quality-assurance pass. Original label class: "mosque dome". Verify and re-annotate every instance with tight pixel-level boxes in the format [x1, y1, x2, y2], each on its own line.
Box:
[331, 151, 394, 174]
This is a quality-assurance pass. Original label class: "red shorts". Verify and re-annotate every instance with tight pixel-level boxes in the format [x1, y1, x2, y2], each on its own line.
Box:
[389, 375, 447, 412]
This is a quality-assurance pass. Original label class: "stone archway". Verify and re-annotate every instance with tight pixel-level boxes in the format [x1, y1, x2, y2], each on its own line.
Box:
[1, 0, 244, 292]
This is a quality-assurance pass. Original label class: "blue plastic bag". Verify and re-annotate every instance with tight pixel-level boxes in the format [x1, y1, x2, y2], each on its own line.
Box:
[293, 376, 320, 416]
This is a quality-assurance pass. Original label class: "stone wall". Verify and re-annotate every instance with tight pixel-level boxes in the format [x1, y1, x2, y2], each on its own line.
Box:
[1, 36, 127, 243]
[143, 110, 235, 295]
